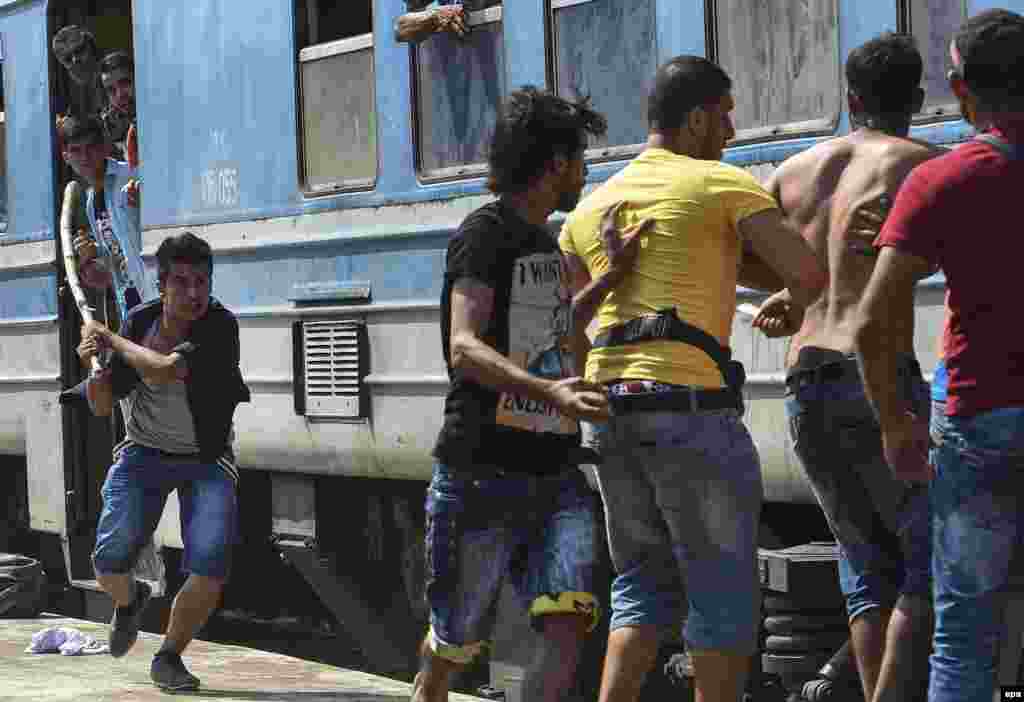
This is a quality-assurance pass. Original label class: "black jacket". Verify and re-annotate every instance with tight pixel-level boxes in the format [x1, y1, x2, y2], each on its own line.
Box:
[111, 297, 251, 461]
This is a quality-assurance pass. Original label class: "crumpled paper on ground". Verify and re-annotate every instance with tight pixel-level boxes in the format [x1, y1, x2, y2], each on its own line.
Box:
[25, 626, 110, 656]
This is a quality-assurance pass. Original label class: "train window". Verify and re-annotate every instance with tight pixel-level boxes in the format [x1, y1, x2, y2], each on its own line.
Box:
[713, 0, 841, 141]
[549, 0, 657, 160]
[414, 3, 505, 179]
[902, 0, 967, 121]
[296, 0, 377, 193]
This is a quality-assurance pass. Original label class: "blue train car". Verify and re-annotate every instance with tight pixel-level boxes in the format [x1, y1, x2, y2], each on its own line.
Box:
[0, 0, 1017, 689]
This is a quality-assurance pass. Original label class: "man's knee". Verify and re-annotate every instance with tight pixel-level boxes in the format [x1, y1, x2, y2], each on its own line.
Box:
[538, 613, 590, 650]
[186, 573, 226, 595]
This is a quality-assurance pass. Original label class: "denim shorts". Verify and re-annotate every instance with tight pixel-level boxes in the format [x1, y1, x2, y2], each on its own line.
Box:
[594, 408, 762, 654]
[928, 405, 1024, 702]
[424, 463, 601, 664]
[785, 353, 931, 622]
[93, 444, 239, 579]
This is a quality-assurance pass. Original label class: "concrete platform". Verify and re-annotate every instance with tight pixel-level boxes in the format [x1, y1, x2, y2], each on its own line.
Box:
[0, 615, 481, 701]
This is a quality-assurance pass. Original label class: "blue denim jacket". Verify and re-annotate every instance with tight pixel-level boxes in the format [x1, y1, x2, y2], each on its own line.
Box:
[86, 159, 157, 321]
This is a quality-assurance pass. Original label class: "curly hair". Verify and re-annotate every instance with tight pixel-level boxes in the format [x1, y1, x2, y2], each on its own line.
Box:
[486, 86, 607, 195]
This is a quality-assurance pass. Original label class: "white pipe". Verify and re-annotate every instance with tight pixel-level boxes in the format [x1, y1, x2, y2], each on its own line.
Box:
[59, 180, 100, 374]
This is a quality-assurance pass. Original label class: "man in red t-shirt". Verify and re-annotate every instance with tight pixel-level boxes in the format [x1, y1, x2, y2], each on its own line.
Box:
[855, 9, 1024, 702]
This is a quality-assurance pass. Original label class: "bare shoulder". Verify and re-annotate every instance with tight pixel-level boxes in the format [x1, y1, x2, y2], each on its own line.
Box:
[878, 136, 947, 170]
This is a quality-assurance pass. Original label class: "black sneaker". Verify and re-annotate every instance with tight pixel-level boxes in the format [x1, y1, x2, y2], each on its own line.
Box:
[109, 580, 152, 658]
[151, 651, 201, 692]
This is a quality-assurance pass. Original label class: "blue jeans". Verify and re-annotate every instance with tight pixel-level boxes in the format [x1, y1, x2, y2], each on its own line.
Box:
[929, 406, 1024, 702]
[594, 408, 762, 653]
[785, 355, 931, 622]
[93, 444, 239, 579]
[424, 464, 601, 664]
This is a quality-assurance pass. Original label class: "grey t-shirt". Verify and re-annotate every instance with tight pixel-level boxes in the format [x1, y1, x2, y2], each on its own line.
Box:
[121, 320, 198, 454]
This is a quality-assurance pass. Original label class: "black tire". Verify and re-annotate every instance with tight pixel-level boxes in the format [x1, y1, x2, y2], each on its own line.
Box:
[764, 614, 848, 634]
[0, 553, 46, 618]
[761, 652, 834, 676]
[765, 632, 851, 653]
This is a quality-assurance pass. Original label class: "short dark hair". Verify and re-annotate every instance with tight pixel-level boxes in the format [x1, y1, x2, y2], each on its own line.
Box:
[845, 33, 923, 118]
[52, 26, 97, 62]
[648, 56, 732, 131]
[156, 232, 214, 285]
[486, 86, 607, 195]
[99, 50, 134, 77]
[58, 115, 106, 147]
[954, 9, 1024, 111]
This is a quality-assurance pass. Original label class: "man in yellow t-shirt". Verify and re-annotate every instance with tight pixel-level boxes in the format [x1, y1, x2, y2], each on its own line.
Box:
[559, 55, 825, 702]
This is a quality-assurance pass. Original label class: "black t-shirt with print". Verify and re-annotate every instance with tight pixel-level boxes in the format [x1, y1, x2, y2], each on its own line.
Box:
[434, 200, 582, 474]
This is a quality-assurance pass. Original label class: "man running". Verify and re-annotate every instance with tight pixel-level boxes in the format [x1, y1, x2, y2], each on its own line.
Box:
[753, 33, 944, 702]
[414, 86, 610, 702]
[78, 232, 249, 692]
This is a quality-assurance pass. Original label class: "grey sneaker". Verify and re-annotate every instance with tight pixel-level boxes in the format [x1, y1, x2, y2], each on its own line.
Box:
[151, 651, 200, 692]
[109, 580, 152, 658]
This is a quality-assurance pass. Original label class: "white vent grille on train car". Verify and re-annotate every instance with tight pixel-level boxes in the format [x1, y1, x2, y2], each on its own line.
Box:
[302, 320, 363, 418]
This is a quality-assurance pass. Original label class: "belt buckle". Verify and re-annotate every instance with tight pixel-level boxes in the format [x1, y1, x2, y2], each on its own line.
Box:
[688, 387, 698, 412]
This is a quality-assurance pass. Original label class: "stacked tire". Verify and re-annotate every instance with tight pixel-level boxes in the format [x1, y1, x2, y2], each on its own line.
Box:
[0, 553, 47, 618]
[761, 592, 863, 701]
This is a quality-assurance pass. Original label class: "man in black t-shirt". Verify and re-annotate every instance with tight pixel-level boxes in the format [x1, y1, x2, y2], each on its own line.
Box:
[415, 87, 610, 702]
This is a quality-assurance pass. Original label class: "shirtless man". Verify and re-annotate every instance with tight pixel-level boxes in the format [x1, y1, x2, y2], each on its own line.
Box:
[752, 34, 944, 702]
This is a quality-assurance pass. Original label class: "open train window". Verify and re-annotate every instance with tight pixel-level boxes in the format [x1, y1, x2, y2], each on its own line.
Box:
[901, 0, 967, 122]
[413, 2, 505, 180]
[296, 0, 377, 194]
[711, 0, 841, 142]
[548, 0, 657, 162]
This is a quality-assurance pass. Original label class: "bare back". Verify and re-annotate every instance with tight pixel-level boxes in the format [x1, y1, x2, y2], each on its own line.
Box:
[769, 131, 943, 367]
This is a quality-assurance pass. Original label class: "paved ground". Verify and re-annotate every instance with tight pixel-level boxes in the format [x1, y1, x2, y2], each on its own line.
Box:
[0, 615, 481, 702]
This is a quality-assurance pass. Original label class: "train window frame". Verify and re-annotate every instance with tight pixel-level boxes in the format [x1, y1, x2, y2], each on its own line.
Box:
[0, 50, 6, 238]
[546, 0, 657, 164]
[900, 0, 968, 124]
[295, 3, 379, 196]
[708, 0, 842, 145]
[412, 3, 505, 183]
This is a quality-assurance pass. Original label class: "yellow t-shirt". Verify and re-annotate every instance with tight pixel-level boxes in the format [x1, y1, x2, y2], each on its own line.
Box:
[559, 148, 777, 388]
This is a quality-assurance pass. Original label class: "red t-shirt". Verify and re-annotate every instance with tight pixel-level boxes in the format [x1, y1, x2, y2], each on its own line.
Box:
[876, 128, 1024, 417]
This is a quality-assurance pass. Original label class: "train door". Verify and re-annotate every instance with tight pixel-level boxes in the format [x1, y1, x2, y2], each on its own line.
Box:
[50, 0, 142, 603]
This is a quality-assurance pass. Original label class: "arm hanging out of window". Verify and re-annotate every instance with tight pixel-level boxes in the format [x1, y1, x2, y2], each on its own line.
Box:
[394, 2, 467, 43]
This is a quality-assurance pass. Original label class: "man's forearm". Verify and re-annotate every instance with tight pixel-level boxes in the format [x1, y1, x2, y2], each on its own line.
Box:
[568, 271, 622, 377]
[105, 332, 179, 383]
[855, 315, 905, 427]
[394, 9, 438, 43]
[738, 249, 786, 292]
[452, 334, 557, 403]
[87, 375, 114, 416]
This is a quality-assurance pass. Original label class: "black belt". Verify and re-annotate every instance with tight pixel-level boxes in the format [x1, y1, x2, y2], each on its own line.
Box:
[609, 387, 740, 415]
[785, 357, 861, 388]
[786, 356, 921, 389]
